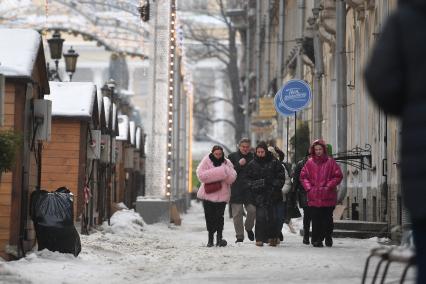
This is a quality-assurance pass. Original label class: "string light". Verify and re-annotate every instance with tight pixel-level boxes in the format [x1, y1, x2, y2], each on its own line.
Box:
[45, 0, 49, 22]
[165, 0, 176, 198]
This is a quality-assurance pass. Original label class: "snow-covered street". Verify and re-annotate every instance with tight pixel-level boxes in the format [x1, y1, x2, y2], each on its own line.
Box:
[0, 202, 416, 284]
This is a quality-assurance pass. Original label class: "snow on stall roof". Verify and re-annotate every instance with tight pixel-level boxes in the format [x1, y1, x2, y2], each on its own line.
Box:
[96, 87, 103, 121]
[129, 120, 136, 146]
[103, 98, 118, 131]
[46, 82, 96, 118]
[0, 29, 40, 77]
[112, 103, 117, 131]
[103, 97, 111, 125]
[117, 114, 129, 141]
[136, 127, 141, 150]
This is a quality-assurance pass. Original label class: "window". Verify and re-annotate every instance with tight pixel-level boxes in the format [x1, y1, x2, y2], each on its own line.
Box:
[363, 198, 367, 221]
[397, 195, 402, 225]
[373, 196, 377, 222]
[347, 197, 350, 219]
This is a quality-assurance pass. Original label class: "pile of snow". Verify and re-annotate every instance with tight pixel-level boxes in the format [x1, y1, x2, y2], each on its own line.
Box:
[101, 209, 145, 237]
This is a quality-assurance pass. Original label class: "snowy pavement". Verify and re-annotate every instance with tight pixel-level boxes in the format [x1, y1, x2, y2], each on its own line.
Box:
[0, 201, 416, 284]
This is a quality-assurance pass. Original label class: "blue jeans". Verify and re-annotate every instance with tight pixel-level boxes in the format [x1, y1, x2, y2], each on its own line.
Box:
[412, 218, 426, 284]
[273, 201, 286, 236]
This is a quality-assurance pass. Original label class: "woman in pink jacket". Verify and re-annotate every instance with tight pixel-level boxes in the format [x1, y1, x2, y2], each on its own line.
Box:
[197, 145, 237, 247]
[300, 139, 343, 247]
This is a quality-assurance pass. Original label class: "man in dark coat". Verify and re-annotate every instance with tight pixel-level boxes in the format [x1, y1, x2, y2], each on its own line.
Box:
[246, 142, 285, 246]
[228, 138, 255, 243]
[365, 1, 426, 282]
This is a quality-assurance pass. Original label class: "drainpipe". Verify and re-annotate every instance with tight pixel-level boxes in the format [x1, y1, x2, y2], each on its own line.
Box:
[265, 0, 271, 93]
[244, 8, 251, 138]
[312, 1, 324, 139]
[277, 0, 286, 144]
[255, 0, 261, 112]
[336, 0, 347, 203]
[295, 0, 305, 80]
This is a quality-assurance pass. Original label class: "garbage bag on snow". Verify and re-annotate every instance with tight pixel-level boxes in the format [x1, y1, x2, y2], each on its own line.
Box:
[30, 187, 81, 256]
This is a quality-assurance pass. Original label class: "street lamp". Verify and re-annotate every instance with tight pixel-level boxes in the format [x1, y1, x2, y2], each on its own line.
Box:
[47, 30, 79, 81]
[138, 0, 150, 22]
[107, 78, 116, 92]
[47, 30, 64, 71]
[63, 46, 79, 81]
[101, 83, 111, 98]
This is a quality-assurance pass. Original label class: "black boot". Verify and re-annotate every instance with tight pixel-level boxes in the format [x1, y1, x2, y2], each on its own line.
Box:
[325, 237, 333, 247]
[246, 230, 254, 241]
[207, 232, 214, 247]
[303, 234, 310, 245]
[312, 241, 324, 247]
[216, 231, 227, 247]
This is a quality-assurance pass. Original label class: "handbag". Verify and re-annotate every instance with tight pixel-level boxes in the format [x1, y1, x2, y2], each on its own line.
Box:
[204, 181, 222, 194]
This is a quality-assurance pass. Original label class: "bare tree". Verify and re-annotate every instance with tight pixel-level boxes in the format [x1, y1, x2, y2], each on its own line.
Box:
[182, 0, 245, 143]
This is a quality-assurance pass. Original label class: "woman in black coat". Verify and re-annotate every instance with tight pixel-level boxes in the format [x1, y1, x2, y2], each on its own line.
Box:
[246, 142, 285, 246]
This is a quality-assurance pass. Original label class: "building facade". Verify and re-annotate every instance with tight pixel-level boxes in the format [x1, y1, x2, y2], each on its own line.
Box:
[234, 0, 403, 233]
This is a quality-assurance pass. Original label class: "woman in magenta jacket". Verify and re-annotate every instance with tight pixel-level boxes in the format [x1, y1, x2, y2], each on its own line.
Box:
[197, 145, 237, 247]
[300, 139, 343, 247]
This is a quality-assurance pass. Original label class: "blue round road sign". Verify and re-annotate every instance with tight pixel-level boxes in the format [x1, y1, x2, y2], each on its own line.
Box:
[274, 79, 312, 116]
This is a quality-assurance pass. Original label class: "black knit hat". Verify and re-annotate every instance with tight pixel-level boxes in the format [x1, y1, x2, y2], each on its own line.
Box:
[255, 141, 268, 152]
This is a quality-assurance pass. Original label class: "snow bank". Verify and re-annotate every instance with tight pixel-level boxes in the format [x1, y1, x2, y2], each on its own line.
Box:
[101, 209, 145, 237]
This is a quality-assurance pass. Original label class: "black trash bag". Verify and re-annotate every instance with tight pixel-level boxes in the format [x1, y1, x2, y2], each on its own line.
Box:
[30, 187, 81, 256]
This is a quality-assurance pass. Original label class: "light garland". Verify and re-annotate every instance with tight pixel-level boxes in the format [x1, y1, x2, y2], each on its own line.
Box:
[166, 0, 176, 197]
[45, 0, 49, 22]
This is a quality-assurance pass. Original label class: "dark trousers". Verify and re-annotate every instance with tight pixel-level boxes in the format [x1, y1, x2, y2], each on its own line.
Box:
[310, 206, 334, 243]
[273, 201, 286, 236]
[255, 206, 277, 242]
[412, 218, 426, 284]
[303, 206, 312, 237]
[203, 200, 226, 234]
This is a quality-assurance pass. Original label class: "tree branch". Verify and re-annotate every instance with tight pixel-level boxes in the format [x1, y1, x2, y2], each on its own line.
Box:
[204, 133, 233, 154]
[193, 114, 236, 130]
[216, 0, 232, 29]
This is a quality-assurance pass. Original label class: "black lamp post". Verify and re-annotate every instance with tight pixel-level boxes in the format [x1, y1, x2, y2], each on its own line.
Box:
[104, 79, 116, 225]
[47, 30, 79, 81]
[63, 46, 79, 81]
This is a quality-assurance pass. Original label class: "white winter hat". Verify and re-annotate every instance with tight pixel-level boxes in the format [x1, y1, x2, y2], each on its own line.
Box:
[268, 146, 279, 160]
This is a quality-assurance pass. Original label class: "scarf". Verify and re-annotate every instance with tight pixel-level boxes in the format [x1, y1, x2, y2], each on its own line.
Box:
[209, 153, 225, 167]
